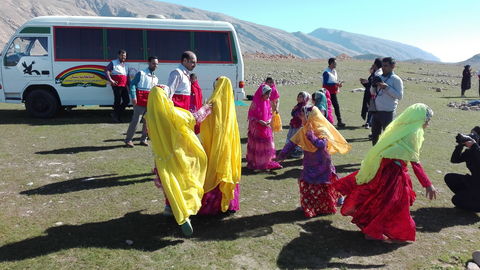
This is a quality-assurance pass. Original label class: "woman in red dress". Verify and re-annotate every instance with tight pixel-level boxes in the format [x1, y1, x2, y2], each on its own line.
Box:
[333, 103, 438, 242]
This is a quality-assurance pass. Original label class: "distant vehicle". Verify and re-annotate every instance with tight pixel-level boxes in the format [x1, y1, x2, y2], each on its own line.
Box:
[0, 16, 245, 118]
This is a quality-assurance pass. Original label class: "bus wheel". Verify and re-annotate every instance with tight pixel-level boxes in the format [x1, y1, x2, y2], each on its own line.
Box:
[25, 89, 60, 118]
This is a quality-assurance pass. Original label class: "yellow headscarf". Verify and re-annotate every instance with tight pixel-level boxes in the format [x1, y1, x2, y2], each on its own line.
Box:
[356, 103, 433, 184]
[290, 106, 351, 155]
[199, 76, 242, 212]
[145, 86, 207, 225]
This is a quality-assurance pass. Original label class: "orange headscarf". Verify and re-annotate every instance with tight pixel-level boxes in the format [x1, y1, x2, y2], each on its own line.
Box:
[290, 106, 351, 154]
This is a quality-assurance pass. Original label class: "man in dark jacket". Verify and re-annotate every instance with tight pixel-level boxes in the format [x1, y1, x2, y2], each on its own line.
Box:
[444, 126, 480, 211]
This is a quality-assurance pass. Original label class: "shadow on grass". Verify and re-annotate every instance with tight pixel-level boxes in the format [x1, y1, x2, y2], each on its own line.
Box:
[35, 145, 125, 155]
[265, 168, 302, 180]
[347, 137, 371, 143]
[440, 96, 480, 99]
[276, 220, 405, 269]
[0, 109, 133, 125]
[0, 210, 307, 262]
[103, 131, 144, 142]
[412, 207, 480, 233]
[264, 162, 360, 180]
[336, 163, 361, 174]
[242, 167, 281, 176]
[337, 126, 362, 131]
[20, 173, 152, 195]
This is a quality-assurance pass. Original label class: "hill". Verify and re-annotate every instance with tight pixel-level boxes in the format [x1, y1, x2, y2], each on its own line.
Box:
[352, 54, 383, 60]
[460, 53, 480, 68]
[309, 28, 440, 61]
[0, 0, 439, 60]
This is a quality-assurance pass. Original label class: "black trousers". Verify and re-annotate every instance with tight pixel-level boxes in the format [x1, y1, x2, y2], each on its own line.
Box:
[371, 111, 393, 145]
[330, 93, 342, 124]
[112, 86, 130, 118]
[444, 173, 480, 212]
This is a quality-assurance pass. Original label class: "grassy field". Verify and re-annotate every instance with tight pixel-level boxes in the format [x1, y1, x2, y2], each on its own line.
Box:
[0, 58, 479, 270]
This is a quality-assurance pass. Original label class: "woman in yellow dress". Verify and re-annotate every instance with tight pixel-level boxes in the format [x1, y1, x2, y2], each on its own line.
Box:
[198, 77, 242, 215]
[146, 85, 211, 236]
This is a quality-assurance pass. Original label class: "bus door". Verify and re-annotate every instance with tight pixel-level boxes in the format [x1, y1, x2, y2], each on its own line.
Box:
[2, 36, 52, 101]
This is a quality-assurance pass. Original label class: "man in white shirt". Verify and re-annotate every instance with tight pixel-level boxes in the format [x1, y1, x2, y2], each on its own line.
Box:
[323, 58, 345, 127]
[167, 51, 197, 110]
[105, 49, 129, 122]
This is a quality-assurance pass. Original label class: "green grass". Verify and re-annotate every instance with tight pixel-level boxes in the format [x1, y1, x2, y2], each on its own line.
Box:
[0, 58, 479, 269]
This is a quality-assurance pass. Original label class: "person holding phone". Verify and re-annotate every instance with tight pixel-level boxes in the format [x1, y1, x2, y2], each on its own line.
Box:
[370, 57, 403, 145]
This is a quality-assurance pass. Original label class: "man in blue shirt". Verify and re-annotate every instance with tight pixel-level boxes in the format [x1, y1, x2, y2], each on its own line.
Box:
[124, 56, 159, 148]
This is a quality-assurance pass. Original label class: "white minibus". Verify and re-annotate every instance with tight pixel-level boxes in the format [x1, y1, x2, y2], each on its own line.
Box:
[0, 16, 245, 118]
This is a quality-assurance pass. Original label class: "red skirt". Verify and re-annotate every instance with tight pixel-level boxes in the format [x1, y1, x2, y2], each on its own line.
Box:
[299, 175, 340, 218]
[333, 158, 417, 242]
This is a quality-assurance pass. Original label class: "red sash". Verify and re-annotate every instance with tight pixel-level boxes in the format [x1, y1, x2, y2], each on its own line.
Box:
[172, 94, 191, 110]
[323, 84, 339, 95]
[111, 74, 128, 87]
[136, 90, 150, 107]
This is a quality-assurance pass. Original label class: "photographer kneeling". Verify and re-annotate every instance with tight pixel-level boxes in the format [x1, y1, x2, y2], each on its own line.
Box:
[444, 126, 480, 211]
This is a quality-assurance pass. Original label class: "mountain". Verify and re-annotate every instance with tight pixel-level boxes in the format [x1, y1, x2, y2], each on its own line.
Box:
[353, 54, 383, 60]
[460, 54, 480, 68]
[309, 28, 440, 62]
[0, 0, 439, 61]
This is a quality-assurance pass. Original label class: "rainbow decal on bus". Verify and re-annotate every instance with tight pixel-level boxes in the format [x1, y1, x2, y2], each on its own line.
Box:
[55, 65, 107, 87]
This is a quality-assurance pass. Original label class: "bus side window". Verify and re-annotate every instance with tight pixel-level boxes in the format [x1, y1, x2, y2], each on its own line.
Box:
[194, 32, 232, 62]
[29, 38, 48, 57]
[4, 37, 48, 66]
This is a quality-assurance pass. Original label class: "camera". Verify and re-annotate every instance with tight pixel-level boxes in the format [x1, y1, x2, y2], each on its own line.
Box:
[371, 76, 383, 87]
[456, 133, 479, 144]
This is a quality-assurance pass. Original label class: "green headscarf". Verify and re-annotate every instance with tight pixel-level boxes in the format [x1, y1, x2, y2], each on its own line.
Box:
[356, 103, 433, 184]
[313, 90, 328, 118]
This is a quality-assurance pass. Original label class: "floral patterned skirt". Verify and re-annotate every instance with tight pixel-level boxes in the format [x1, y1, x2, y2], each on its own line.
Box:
[299, 175, 340, 218]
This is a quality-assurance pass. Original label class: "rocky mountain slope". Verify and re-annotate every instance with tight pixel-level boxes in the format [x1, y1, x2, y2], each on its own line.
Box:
[0, 0, 439, 60]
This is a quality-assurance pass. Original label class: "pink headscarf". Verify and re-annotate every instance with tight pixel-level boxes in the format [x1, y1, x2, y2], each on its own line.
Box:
[248, 85, 272, 122]
[256, 82, 280, 101]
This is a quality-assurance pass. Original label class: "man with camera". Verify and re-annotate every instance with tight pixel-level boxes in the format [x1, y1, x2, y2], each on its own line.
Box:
[444, 126, 480, 211]
[370, 57, 403, 145]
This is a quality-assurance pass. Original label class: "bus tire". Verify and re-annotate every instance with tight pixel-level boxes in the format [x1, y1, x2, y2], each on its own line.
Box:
[25, 89, 60, 118]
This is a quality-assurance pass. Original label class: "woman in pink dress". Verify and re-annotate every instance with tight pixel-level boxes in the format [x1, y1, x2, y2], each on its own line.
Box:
[246, 84, 282, 171]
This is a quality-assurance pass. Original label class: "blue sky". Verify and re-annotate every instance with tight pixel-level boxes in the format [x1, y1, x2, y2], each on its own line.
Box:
[158, 0, 479, 62]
